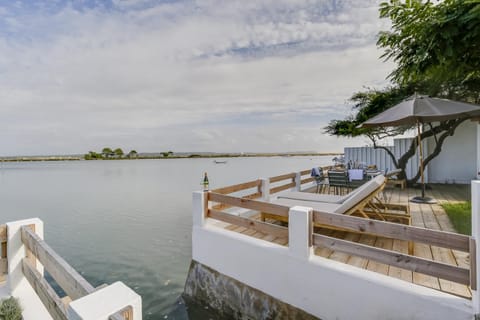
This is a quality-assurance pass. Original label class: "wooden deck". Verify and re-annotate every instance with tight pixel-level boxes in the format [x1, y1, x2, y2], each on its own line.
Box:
[222, 184, 472, 299]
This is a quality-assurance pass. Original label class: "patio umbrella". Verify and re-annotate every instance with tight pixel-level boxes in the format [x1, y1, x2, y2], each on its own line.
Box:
[360, 94, 480, 203]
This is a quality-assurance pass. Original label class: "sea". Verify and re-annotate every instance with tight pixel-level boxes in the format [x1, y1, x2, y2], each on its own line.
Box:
[0, 156, 333, 319]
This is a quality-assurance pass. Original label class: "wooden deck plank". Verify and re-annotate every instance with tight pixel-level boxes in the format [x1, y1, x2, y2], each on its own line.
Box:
[366, 237, 393, 275]
[346, 234, 376, 268]
[328, 233, 360, 263]
[388, 239, 413, 282]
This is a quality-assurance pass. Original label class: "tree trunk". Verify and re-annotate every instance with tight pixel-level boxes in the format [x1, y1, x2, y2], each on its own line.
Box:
[373, 118, 467, 185]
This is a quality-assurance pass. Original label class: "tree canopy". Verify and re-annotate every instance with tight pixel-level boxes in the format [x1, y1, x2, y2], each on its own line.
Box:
[325, 0, 480, 183]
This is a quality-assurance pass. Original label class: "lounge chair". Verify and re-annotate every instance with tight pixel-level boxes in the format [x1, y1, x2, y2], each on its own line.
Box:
[264, 175, 410, 223]
[262, 175, 412, 252]
[386, 168, 406, 189]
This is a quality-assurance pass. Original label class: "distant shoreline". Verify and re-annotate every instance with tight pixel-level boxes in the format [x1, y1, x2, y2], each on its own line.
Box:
[0, 152, 342, 162]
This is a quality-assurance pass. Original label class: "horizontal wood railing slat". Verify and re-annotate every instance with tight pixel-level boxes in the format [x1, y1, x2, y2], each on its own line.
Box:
[208, 209, 288, 238]
[209, 192, 290, 217]
[22, 258, 68, 320]
[212, 192, 263, 211]
[301, 177, 315, 184]
[0, 258, 7, 274]
[212, 180, 261, 195]
[300, 169, 311, 175]
[312, 210, 470, 252]
[1, 242, 6, 259]
[0, 225, 6, 242]
[21, 226, 95, 300]
[270, 182, 296, 195]
[313, 233, 470, 285]
[269, 173, 295, 183]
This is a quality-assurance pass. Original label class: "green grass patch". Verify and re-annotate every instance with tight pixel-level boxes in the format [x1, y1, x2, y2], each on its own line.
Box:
[0, 297, 22, 320]
[441, 201, 471, 235]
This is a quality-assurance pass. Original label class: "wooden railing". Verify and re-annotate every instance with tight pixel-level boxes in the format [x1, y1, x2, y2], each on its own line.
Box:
[0, 225, 6, 283]
[20, 225, 132, 320]
[204, 172, 477, 290]
[311, 211, 475, 288]
[210, 167, 330, 208]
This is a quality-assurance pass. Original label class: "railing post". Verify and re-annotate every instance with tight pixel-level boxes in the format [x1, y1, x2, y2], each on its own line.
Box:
[193, 191, 208, 227]
[472, 181, 480, 316]
[288, 206, 313, 260]
[67, 281, 142, 320]
[6, 218, 44, 294]
[294, 172, 301, 191]
[260, 178, 270, 201]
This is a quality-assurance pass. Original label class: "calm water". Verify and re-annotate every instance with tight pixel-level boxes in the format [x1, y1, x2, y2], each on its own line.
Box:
[0, 156, 332, 319]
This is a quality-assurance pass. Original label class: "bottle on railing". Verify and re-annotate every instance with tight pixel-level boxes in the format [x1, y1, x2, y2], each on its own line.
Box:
[202, 172, 209, 191]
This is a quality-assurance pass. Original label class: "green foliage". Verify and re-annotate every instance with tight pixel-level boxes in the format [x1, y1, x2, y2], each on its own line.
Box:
[101, 147, 113, 155]
[114, 148, 124, 157]
[127, 150, 138, 158]
[161, 151, 173, 157]
[0, 297, 22, 320]
[378, 0, 480, 102]
[84, 151, 102, 160]
[324, 86, 415, 137]
[442, 201, 471, 235]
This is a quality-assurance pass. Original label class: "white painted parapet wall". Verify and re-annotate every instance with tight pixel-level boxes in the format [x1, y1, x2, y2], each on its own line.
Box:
[5, 218, 142, 320]
[192, 191, 475, 320]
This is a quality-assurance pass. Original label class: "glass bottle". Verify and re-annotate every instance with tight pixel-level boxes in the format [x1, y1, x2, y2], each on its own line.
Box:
[203, 172, 209, 191]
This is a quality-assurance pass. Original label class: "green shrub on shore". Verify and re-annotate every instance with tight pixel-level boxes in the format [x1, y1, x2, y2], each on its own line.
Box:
[0, 297, 22, 320]
[442, 201, 471, 236]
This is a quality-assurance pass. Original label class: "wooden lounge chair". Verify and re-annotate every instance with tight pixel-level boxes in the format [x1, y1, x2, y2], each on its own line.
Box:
[386, 168, 406, 189]
[262, 175, 412, 252]
[271, 175, 410, 224]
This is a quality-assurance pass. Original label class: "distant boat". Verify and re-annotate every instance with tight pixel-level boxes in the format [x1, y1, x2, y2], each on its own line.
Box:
[213, 160, 228, 164]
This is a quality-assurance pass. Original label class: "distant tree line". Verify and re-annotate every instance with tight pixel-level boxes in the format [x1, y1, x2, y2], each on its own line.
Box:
[84, 147, 137, 160]
[84, 148, 175, 160]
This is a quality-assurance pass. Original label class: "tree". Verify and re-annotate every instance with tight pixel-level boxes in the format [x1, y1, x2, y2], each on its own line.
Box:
[326, 0, 480, 184]
[127, 150, 138, 158]
[102, 147, 113, 158]
[161, 151, 173, 157]
[378, 0, 480, 103]
[114, 148, 124, 158]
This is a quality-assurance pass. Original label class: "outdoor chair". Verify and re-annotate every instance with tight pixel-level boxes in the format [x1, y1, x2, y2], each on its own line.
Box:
[327, 170, 350, 195]
[386, 168, 406, 189]
[262, 175, 412, 253]
[310, 167, 327, 194]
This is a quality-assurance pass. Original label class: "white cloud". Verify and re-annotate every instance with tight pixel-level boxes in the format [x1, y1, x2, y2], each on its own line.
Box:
[0, 0, 393, 155]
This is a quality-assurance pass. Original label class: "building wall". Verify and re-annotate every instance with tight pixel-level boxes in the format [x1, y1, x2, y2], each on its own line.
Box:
[426, 120, 478, 184]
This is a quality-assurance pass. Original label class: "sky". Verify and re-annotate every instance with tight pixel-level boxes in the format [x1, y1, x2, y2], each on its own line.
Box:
[0, 0, 394, 156]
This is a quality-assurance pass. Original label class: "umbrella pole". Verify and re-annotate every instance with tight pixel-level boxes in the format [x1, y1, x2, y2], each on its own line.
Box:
[410, 121, 436, 204]
[417, 122, 425, 198]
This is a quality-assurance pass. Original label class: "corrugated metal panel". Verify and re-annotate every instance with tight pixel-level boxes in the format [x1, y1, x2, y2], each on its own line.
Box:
[344, 146, 395, 172]
[344, 138, 428, 181]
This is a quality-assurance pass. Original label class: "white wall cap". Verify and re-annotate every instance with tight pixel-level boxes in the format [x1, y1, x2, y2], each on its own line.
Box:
[6, 218, 44, 292]
[67, 281, 141, 320]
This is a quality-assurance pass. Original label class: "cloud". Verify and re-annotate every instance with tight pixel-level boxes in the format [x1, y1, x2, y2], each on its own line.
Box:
[0, 0, 393, 155]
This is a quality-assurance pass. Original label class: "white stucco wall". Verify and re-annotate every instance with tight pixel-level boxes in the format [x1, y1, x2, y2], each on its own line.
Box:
[427, 121, 478, 184]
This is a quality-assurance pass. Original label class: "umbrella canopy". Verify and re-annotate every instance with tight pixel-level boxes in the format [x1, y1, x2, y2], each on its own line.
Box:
[359, 94, 480, 203]
[361, 95, 480, 128]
